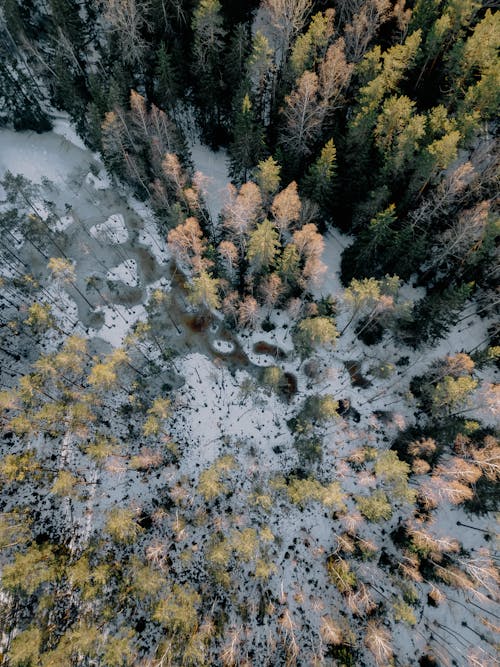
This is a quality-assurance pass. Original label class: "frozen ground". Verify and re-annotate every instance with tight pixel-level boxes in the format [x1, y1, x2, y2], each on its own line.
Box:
[190, 141, 231, 221]
[0, 123, 498, 667]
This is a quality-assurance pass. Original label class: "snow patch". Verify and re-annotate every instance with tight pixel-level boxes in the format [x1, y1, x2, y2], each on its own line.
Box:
[106, 259, 138, 287]
[89, 213, 128, 244]
[190, 142, 231, 220]
[85, 170, 111, 190]
[94, 303, 147, 347]
[50, 214, 74, 232]
[51, 117, 88, 151]
[129, 197, 170, 264]
[212, 339, 235, 354]
[313, 228, 353, 299]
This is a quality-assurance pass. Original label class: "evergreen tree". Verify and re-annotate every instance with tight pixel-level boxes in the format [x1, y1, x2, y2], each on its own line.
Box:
[248, 30, 274, 124]
[189, 271, 221, 310]
[247, 219, 280, 272]
[228, 91, 265, 184]
[224, 23, 251, 105]
[302, 138, 336, 214]
[289, 9, 335, 79]
[255, 156, 281, 200]
[398, 282, 473, 347]
[191, 0, 227, 144]
[155, 43, 180, 113]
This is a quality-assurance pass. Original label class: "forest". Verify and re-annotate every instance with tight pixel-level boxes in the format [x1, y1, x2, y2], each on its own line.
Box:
[0, 0, 498, 665]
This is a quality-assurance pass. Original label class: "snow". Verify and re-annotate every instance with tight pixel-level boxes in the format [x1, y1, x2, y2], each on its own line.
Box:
[50, 214, 74, 232]
[85, 170, 111, 190]
[0, 127, 91, 184]
[51, 116, 88, 151]
[129, 197, 170, 265]
[211, 339, 235, 354]
[312, 228, 353, 299]
[89, 213, 129, 244]
[0, 118, 498, 667]
[189, 142, 231, 221]
[106, 259, 139, 287]
[95, 303, 147, 347]
[31, 200, 51, 220]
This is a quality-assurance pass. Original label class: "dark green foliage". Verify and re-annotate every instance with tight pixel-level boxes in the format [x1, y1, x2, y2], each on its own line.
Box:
[49, 0, 86, 49]
[302, 138, 336, 216]
[228, 88, 265, 184]
[155, 44, 181, 112]
[294, 434, 323, 465]
[0, 56, 51, 132]
[224, 23, 251, 106]
[341, 205, 427, 283]
[397, 283, 473, 347]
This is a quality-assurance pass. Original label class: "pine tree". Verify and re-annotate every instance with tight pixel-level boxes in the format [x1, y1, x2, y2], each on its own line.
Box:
[191, 0, 227, 143]
[295, 316, 338, 355]
[247, 219, 280, 272]
[345, 30, 422, 202]
[49, 0, 86, 51]
[248, 30, 274, 124]
[228, 91, 265, 184]
[105, 507, 142, 543]
[155, 43, 180, 113]
[277, 243, 301, 286]
[302, 138, 336, 212]
[341, 205, 396, 282]
[456, 10, 500, 121]
[399, 282, 473, 347]
[224, 23, 251, 105]
[374, 95, 426, 177]
[189, 270, 221, 310]
[289, 9, 335, 78]
[255, 156, 281, 200]
[101, 111, 127, 175]
[8, 627, 41, 667]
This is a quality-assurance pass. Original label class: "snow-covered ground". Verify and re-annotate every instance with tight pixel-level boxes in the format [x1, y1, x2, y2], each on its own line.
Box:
[0, 122, 498, 667]
[90, 213, 129, 244]
[190, 142, 231, 221]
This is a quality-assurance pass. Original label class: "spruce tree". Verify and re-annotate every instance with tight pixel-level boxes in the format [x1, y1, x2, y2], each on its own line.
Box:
[228, 91, 265, 184]
[191, 0, 227, 144]
[302, 138, 336, 214]
[155, 44, 180, 113]
[398, 282, 474, 347]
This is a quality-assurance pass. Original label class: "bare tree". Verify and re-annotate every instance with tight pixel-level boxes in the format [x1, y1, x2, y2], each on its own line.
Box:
[344, 0, 391, 62]
[281, 71, 322, 157]
[318, 39, 353, 114]
[271, 182, 302, 234]
[364, 620, 393, 666]
[103, 0, 150, 65]
[263, 0, 312, 69]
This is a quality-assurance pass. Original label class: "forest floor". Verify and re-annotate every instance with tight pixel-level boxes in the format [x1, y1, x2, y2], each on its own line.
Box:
[0, 121, 498, 665]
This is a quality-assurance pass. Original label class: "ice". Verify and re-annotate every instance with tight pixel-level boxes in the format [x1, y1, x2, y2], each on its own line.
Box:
[0, 127, 91, 184]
